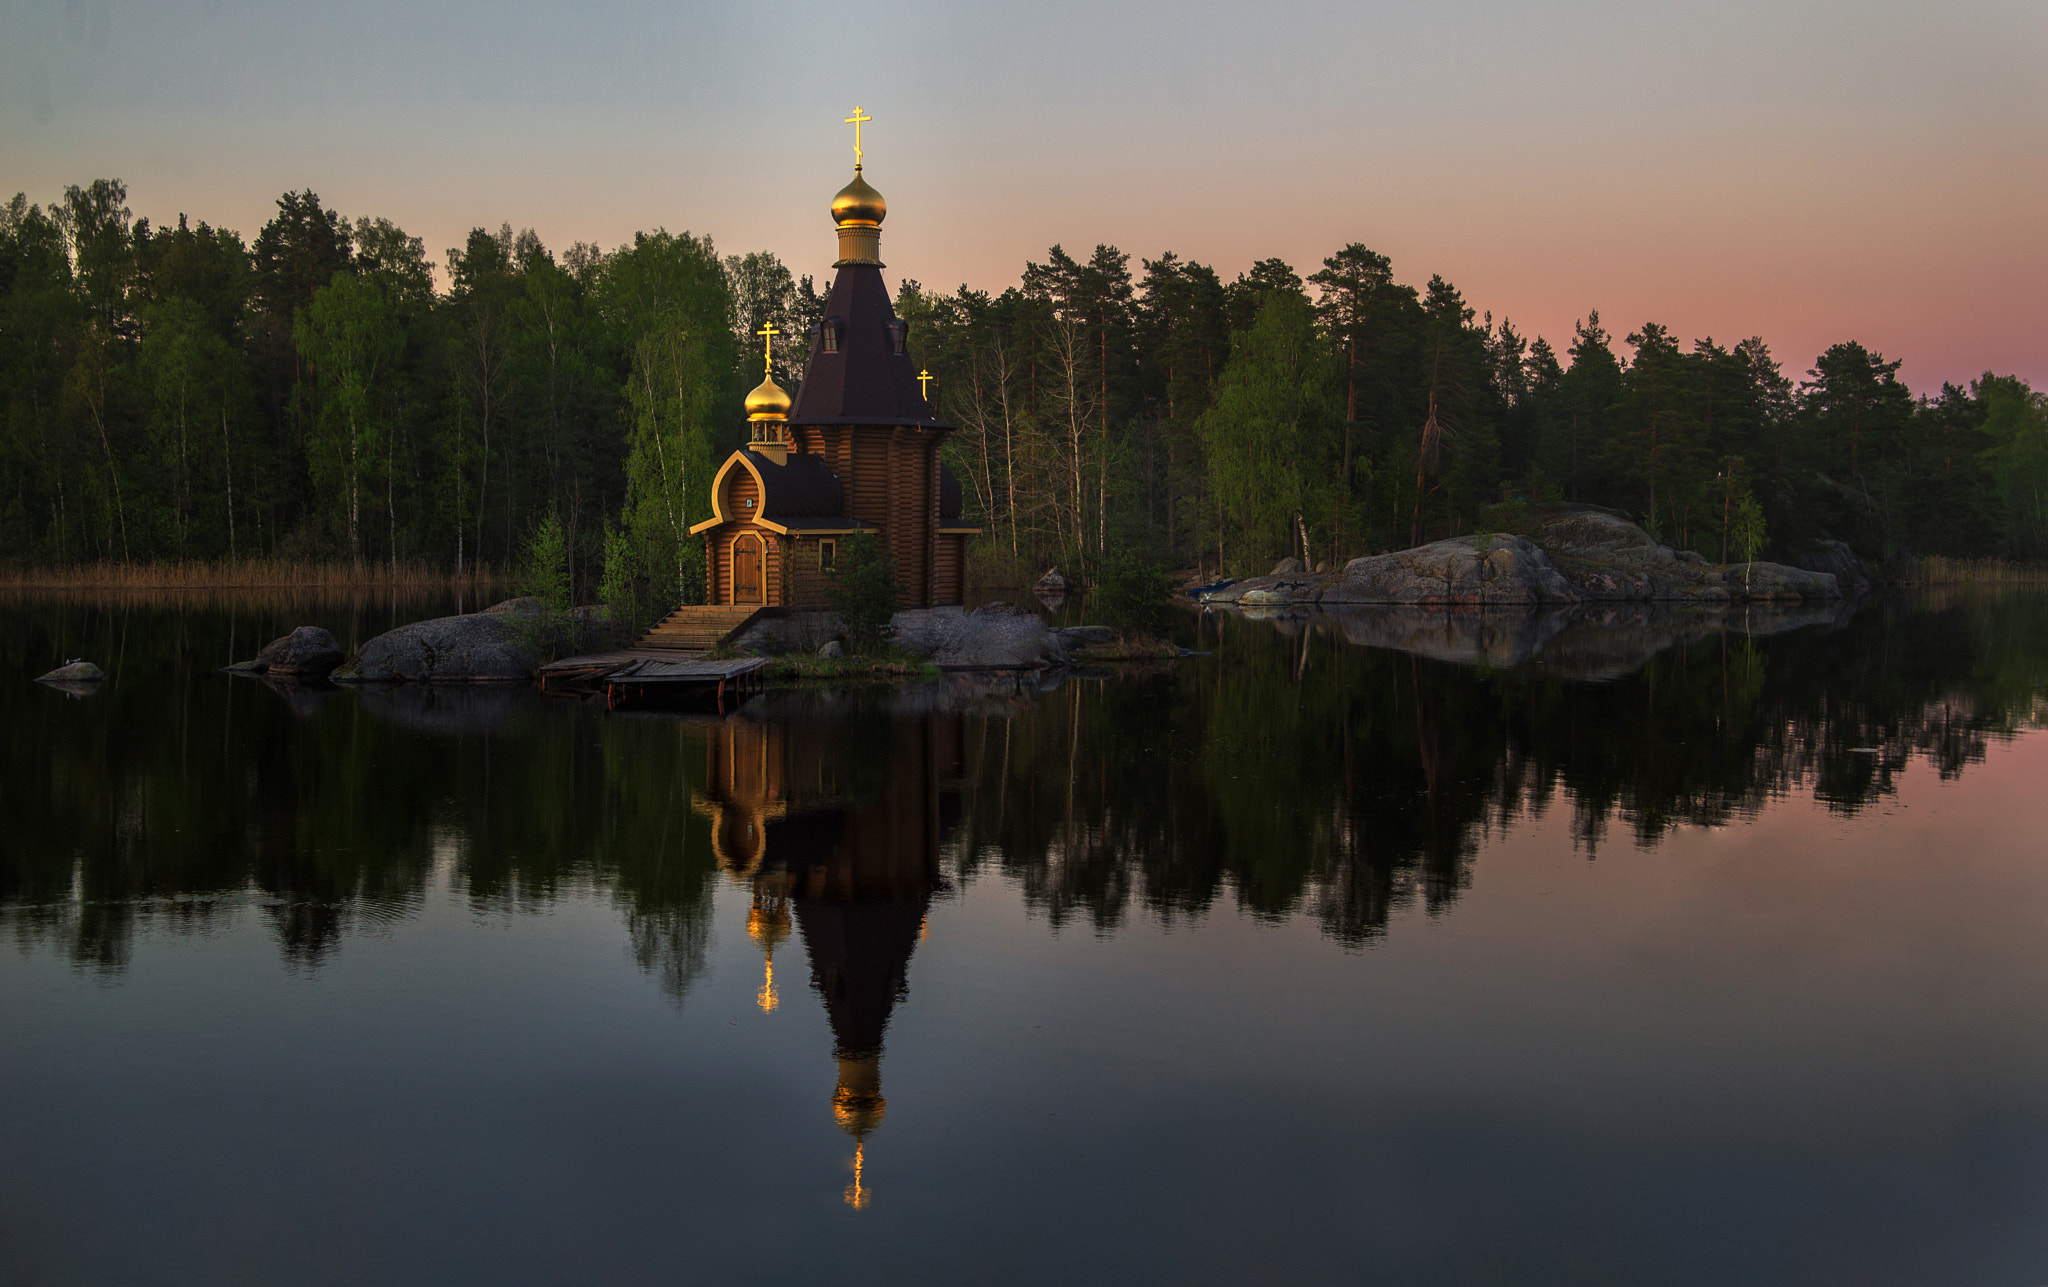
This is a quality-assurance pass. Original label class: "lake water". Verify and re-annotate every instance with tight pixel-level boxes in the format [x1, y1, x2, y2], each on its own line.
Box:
[5, 589, 2048, 1285]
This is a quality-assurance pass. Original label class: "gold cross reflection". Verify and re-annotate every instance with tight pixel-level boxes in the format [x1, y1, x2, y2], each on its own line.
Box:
[844, 1141, 870, 1209]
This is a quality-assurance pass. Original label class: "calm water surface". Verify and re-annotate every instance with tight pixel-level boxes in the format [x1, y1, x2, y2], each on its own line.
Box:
[5, 589, 2048, 1285]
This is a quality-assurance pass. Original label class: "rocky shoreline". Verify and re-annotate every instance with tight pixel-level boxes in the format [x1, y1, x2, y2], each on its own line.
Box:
[198, 513, 1849, 687]
[1205, 512, 1843, 608]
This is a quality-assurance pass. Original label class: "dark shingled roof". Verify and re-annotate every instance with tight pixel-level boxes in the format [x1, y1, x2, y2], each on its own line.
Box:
[790, 263, 954, 428]
[745, 449, 844, 518]
[939, 462, 963, 520]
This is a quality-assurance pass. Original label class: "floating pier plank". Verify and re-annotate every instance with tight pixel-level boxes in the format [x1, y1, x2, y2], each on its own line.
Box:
[537, 647, 769, 711]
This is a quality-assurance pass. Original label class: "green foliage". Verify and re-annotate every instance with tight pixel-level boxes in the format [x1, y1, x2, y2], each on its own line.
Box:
[1196, 291, 1340, 573]
[598, 523, 635, 619]
[1733, 493, 1768, 592]
[1979, 375, 2048, 557]
[825, 532, 902, 655]
[520, 511, 570, 611]
[1, 173, 2041, 583]
[1089, 549, 1176, 637]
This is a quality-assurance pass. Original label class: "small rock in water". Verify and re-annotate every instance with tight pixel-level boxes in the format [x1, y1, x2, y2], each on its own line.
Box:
[254, 626, 345, 678]
[37, 660, 105, 684]
[818, 639, 844, 659]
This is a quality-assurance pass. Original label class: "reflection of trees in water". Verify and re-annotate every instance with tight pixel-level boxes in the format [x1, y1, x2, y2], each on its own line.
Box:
[954, 593, 2048, 944]
[4, 591, 2046, 976]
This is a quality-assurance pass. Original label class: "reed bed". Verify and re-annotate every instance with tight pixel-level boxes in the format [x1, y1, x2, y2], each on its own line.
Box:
[1903, 556, 2048, 585]
[0, 559, 508, 592]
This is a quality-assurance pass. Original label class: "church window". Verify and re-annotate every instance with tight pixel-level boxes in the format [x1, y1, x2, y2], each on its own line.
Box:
[820, 539, 837, 571]
[888, 320, 907, 355]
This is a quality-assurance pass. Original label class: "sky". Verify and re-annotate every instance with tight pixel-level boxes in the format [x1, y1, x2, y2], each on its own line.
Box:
[4, 0, 2044, 390]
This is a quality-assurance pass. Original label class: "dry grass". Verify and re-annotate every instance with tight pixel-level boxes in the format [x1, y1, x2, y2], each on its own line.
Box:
[1904, 556, 2048, 585]
[0, 559, 507, 591]
[1071, 635, 1181, 662]
[761, 654, 941, 681]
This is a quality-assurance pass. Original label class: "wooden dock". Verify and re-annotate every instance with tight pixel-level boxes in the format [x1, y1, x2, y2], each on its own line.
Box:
[537, 648, 769, 711]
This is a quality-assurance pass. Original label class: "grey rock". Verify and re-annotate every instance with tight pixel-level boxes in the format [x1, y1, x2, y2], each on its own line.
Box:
[255, 626, 344, 677]
[1034, 567, 1069, 592]
[1056, 625, 1118, 648]
[1269, 556, 1308, 576]
[1537, 512, 1839, 601]
[1210, 535, 1579, 606]
[331, 610, 538, 683]
[818, 638, 844, 659]
[1787, 539, 1872, 591]
[893, 604, 1067, 669]
[482, 597, 545, 615]
[36, 660, 105, 684]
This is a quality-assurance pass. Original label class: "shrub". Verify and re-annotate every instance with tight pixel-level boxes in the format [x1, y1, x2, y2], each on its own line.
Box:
[520, 512, 570, 612]
[1090, 549, 1176, 637]
[825, 532, 902, 655]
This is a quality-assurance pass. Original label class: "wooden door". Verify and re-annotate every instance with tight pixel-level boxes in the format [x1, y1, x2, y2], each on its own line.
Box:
[732, 533, 763, 604]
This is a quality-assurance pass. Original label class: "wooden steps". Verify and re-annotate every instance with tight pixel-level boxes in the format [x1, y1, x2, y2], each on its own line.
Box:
[633, 605, 765, 652]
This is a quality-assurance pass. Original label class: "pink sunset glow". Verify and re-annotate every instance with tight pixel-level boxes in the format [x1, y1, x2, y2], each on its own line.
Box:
[6, 0, 2041, 390]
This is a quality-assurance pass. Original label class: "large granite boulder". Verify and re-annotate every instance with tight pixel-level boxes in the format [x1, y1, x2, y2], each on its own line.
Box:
[1211, 534, 1581, 607]
[1536, 512, 1838, 601]
[1201, 516, 1840, 609]
[892, 603, 1069, 669]
[331, 606, 539, 682]
[254, 626, 344, 678]
[1787, 539, 1872, 591]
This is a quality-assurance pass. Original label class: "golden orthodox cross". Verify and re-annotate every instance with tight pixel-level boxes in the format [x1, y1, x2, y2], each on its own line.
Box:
[757, 321, 779, 376]
[844, 106, 872, 167]
[918, 369, 934, 401]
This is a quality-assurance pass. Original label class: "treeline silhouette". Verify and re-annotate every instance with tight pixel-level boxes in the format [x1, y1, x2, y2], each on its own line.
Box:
[5, 180, 2046, 591]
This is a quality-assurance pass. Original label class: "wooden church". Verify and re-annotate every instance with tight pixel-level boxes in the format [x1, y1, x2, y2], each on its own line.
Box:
[689, 113, 977, 609]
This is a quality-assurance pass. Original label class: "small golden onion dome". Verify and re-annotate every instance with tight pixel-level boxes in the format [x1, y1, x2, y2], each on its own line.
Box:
[745, 373, 792, 421]
[831, 170, 887, 227]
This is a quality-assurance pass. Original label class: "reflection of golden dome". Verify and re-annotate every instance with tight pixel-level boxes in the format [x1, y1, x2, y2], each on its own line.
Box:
[832, 1088, 888, 1137]
[744, 373, 792, 422]
[746, 901, 790, 952]
[831, 169, 887, 226]
[832, 1050, 887, 1138]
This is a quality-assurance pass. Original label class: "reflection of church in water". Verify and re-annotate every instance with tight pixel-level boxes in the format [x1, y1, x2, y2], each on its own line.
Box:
[693, 704, 968, 1208]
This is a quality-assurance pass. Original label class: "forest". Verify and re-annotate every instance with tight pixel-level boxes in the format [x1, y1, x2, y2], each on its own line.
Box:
[5, 178, 2047, 605]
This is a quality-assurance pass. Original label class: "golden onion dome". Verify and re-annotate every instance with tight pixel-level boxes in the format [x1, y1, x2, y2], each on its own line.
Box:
[745, 372, 793, 421]
[831, 169, 887, 227]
